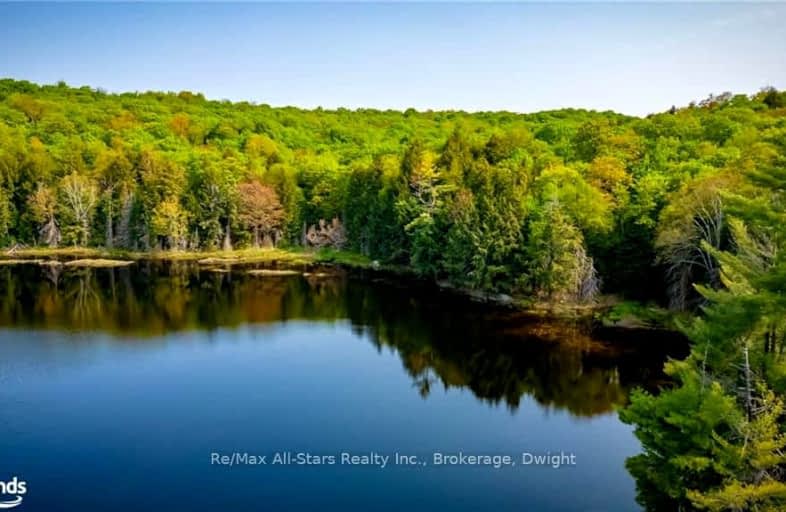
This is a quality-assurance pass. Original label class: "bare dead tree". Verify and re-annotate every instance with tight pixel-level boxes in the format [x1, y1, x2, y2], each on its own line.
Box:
[223, 218, 233, 251]
[29, 183, 61, 247]
[657, 187, 725, 310]
[576, 253, 601, 303]
[305, 218, 347, 249]
[60, 173, 98, 246]
[40, 217, 61, 247]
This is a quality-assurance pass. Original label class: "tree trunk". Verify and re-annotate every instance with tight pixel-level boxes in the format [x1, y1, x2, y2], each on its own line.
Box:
[81, 219, 89, 246]
[223, 219, 232, 251]
[42, 216, 60, 247]
[116, 193, 132, 249]
[743, 344, 753, 420]
[105, 202, 114, 248]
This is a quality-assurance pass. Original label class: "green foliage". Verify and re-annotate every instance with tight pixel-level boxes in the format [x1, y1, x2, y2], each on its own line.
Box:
[185, 158, 236, 249]
[314, 247, 373, 268]
[620, 359, 741, 510]
[623, 137, 786, 510]
[686, 387, 786, 512]
[150, 198, 188, 249]
[6, 80, 786, 507]
[535, 166, 613, 235]
[526, 198, 596, 302]
[0, 79, 784, 302]
[0, 184, 12, 245]
[344, 160, 400, 259]
[599, 301, 675, 329]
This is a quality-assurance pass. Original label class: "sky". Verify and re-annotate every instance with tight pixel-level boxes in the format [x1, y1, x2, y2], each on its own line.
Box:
[1, 2, 785, 116]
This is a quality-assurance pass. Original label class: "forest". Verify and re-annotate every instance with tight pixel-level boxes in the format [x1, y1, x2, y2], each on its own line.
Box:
[1, 78, 786, 509]
[0, 79, 782, 305]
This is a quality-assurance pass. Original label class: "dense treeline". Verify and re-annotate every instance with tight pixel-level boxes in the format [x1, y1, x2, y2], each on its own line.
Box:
[620, 109, 786, 509]
[1, 79, 785, 305]
[3, 78, 786, 508]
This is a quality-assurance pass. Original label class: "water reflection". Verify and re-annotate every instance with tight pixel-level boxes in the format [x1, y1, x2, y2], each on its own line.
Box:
[0, 262, 686, 417]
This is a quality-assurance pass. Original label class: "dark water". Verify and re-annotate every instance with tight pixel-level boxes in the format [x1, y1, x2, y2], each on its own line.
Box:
[0, 262, 686, 512]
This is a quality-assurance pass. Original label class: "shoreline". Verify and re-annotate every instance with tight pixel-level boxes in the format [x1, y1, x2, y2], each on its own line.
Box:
[1, 246, 678, 330]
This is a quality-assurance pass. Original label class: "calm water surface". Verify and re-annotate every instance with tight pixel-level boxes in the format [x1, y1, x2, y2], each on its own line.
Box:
[0, 262, 686, 511]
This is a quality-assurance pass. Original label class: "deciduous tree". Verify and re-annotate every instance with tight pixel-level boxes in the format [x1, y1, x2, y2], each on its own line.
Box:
[28, 183, 59, 246]
[237, 180, 285, 247]
[59, 173, 97, 246]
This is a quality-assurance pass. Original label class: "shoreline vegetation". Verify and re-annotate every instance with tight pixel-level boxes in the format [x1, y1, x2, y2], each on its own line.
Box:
[2, 79, 784, 320]
[2, 80, 781, 344]
[1, 78, 784, 508]
[0, 245, 366, 267]
[0, 245, 677, 329]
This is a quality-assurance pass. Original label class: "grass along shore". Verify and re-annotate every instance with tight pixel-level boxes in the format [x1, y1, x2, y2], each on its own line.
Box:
[0, 246, 378, 268]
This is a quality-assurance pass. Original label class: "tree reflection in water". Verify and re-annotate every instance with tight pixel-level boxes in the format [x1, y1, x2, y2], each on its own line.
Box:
[0, 262, 687, 417]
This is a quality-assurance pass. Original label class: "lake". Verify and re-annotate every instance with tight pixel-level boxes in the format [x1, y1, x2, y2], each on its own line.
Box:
[0, 262, 686, 511]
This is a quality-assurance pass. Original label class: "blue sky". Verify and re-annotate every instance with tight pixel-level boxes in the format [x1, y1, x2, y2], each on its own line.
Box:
[1, 2, 785, 116]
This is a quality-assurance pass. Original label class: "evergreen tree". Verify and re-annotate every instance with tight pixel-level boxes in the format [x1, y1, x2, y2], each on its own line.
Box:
[623, 154, 786, 511]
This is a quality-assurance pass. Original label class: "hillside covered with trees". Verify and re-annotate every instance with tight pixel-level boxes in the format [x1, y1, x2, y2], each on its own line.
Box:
[2, 78, 786, 509]
[1, 79, 785, 307]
